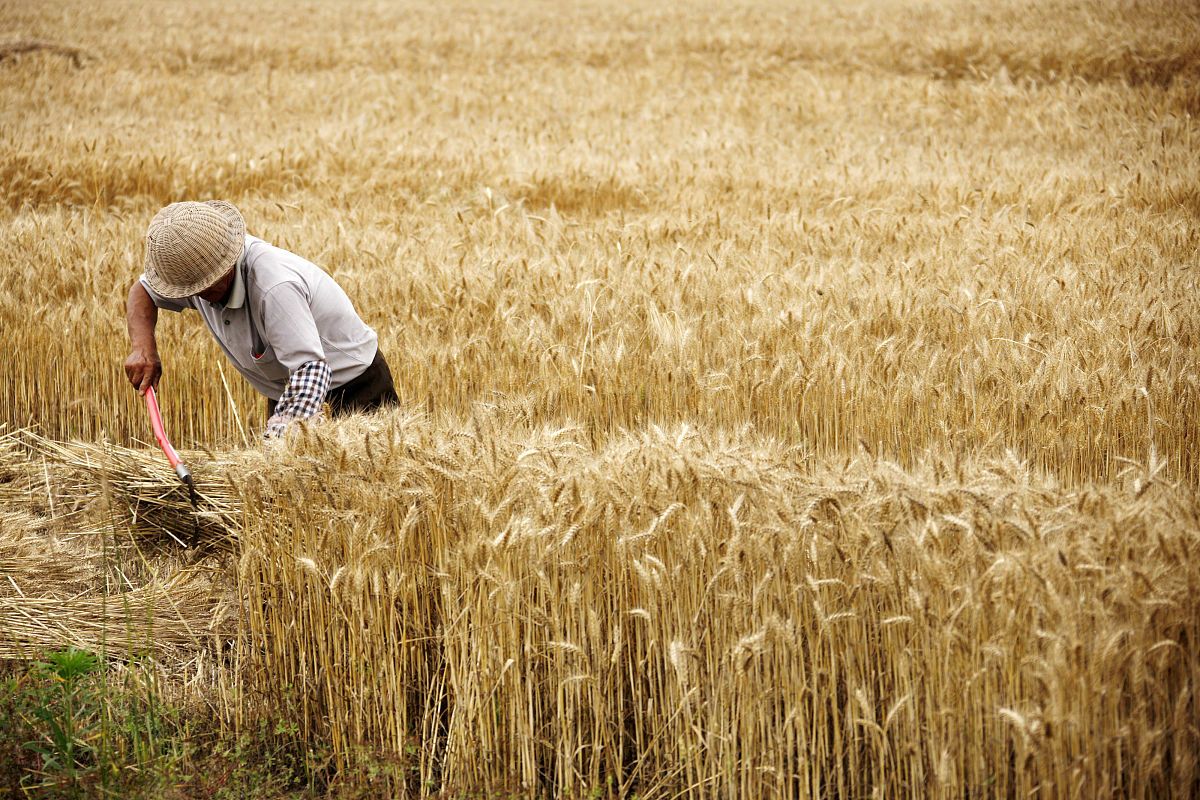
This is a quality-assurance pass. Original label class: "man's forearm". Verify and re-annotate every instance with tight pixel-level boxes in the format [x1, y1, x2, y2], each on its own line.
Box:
[124, 281, 165, 394]
[127, 281, 159, 352]
[265, 360, 332, 439]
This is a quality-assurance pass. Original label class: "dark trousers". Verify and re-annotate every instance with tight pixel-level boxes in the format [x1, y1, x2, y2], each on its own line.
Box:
[267, 349, 399, 418]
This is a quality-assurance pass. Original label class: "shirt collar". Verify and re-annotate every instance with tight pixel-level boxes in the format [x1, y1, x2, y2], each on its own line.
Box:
[223, 247, 248, 309]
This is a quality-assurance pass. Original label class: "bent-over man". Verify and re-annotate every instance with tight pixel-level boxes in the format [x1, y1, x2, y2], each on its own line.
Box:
[125, 200, 397, 438]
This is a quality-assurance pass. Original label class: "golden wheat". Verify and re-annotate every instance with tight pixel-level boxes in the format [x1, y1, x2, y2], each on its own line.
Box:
[1, 0, 1198, 795]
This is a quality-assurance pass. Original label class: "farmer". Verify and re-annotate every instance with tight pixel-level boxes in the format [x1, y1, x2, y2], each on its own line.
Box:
[124, 200, 397, 438]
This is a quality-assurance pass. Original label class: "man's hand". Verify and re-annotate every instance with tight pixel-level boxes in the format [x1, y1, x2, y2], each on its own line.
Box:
[124, 349, 162, 395]
[126, 281, 162, 395]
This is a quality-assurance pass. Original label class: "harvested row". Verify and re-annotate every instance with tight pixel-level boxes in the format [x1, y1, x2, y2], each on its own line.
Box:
[0, 429, 235, 664]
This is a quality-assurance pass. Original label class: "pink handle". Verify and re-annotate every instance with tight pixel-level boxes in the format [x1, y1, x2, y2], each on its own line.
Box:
[144, 386, 182, 469]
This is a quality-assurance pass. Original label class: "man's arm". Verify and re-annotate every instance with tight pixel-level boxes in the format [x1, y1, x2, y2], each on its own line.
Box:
[124, 281, 162, 395]
[265, 360, 332, 439]
[258, 281, 331, 438]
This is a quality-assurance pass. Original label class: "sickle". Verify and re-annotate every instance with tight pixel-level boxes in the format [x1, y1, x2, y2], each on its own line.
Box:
[144, 385, 201, 547]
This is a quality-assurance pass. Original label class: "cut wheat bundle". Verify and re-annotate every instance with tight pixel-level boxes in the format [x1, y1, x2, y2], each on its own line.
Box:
[0, 509, 100, 599]
[0, 570, 233, 663]
[10, 431, 244, 549]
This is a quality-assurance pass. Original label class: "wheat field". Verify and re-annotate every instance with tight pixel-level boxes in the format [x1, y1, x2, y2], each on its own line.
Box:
[1, 0, 1198, 796]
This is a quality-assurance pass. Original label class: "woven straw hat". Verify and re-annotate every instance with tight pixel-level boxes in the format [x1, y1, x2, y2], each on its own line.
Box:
[144, 200, 246, 298]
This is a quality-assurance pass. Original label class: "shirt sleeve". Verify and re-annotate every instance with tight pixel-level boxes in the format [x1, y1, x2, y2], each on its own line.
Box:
[264, 359, 332, 439]
[258, 280, 326, 373]
[139, 275, 192, 313]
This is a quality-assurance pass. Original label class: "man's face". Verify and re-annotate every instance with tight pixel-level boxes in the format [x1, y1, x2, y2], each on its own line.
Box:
[196, 266, 236, 304]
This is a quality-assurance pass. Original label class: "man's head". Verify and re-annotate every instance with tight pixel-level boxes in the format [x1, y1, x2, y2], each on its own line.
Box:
[195, 265, 237, 304]
[144, 200, 245, 299]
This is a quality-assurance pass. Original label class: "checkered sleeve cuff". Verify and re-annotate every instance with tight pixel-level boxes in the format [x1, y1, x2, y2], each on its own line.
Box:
[264, 360, 332, 439]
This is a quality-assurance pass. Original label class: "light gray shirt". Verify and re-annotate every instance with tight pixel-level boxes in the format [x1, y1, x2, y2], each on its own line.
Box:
[140, 235, 378, 400]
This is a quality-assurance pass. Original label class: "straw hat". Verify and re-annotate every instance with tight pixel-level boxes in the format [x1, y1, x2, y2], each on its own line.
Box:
[144, 201, 246, 298]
